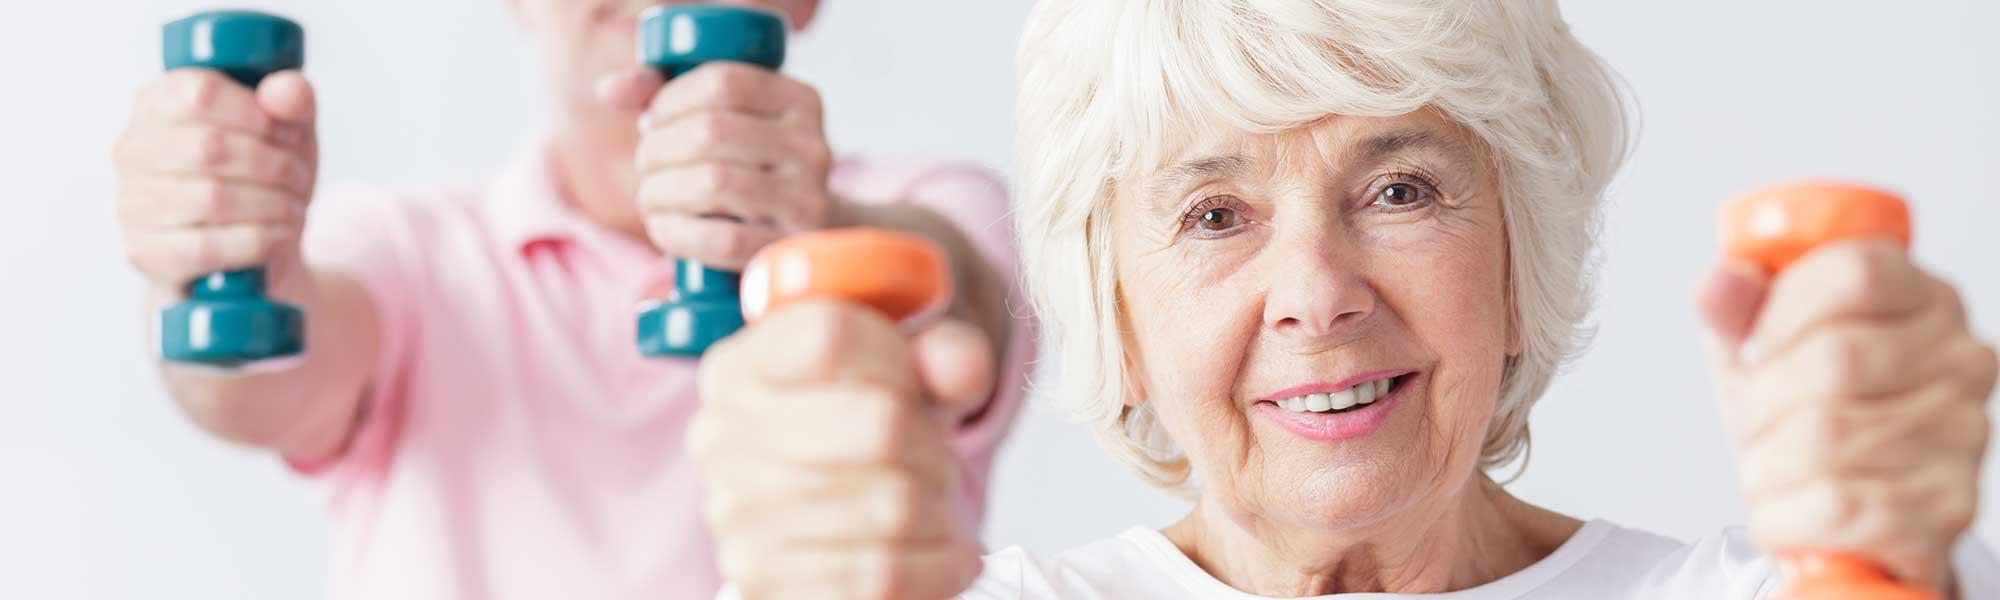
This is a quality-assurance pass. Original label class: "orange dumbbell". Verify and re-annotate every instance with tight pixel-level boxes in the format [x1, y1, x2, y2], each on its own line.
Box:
[1720, 181, 1935, 600]
[740, 228, 953, 326]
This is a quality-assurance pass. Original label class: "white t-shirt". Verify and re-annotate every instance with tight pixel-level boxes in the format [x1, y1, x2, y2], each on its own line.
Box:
[957, 520, 2000, 599]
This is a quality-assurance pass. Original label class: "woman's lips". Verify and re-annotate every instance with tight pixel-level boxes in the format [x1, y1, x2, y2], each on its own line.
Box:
[1254, 372, 1415, 442]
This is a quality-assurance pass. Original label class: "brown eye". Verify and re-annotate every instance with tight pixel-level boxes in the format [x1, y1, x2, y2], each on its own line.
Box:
[1198, 206, 1239, 231]
[1376, 182, 1425, 207]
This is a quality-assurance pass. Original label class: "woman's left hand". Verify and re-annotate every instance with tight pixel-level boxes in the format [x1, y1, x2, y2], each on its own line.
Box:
[1700, 240, 1996, 595]
[599, 62, 834, 270]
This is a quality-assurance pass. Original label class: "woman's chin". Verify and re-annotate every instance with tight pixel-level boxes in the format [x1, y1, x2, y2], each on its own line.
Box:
[1242, 404, 1441, 530]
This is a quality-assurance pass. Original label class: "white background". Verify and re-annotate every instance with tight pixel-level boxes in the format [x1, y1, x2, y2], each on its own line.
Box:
[4, 1, 1996, 597]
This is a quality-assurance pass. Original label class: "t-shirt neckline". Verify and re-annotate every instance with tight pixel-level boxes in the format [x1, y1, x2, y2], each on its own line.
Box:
[1117, 519, 1615, 599]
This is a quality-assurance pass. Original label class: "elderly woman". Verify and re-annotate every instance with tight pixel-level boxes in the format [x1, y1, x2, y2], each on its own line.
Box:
[691, 0, 2000, 598]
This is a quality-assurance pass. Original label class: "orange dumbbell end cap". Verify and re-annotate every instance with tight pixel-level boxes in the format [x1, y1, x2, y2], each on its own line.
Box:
[1778, 552, 1941, 600]
[740, 228, 953, 325]
[1721, 181, 1911, 273]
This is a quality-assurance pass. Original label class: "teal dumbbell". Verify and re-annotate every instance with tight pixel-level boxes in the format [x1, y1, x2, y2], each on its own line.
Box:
[157, 11, 306, 368]
[634, 5, 787, 357]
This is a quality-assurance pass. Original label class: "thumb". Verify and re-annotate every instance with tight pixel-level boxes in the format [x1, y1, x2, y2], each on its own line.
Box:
[256, 71, 316, 149]
[909, 318, 997, 427]
[1697, 259, 1771, 371]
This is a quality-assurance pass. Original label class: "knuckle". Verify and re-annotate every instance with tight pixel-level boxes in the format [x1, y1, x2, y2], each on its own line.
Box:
[180, 73, 228, 115]
[1800, 404, 1846, 461]
[1841, 243, 1901, 296]
[189, 180, 230, 219]
[792, 304, 856, 373]
[698, 162, 736, 193]
[710, 65, 756, 97]
[692, 112, 732, 146]
[1816, 334, 1873, 389]
[871, 477, 925, 537]
[852, 390, 914, 462]
[713, 224, 756, 260]
[194, 128, 231, 166]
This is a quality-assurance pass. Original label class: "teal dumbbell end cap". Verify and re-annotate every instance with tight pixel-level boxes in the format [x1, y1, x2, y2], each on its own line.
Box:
[639, 4, 786, 76]
[636, 260, 746, 357]
[160, 269, 305, 367]
[159, 10, 306, 367]
[163, 10, 304, 88]
[634, 5, 787, 357]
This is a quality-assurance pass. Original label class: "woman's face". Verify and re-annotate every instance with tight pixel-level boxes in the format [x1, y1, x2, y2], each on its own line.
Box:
[1113, 110, 1514, 534]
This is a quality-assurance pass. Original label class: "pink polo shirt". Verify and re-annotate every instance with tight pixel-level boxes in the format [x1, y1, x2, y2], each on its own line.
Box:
[293, 141, 1032, 600]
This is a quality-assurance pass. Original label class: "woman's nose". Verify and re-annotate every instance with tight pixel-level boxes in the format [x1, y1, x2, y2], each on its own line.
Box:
[1262, 238, 1376, 345]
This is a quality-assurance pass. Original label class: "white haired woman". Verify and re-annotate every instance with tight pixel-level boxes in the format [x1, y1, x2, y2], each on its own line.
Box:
[690, 1, 2000, 598]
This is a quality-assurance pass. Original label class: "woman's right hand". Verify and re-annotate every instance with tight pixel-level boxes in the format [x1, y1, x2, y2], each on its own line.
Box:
[691, 299, 994, 600]
[113, 69, 319, 301]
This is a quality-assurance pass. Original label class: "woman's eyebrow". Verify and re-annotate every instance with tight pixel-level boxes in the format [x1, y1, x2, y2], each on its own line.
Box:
[1352, 128, 1462, 165]
[1145, 154, 1252, 206]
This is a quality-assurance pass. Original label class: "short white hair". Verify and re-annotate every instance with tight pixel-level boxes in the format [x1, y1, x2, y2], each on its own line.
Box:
[1013, 0, 1631, 492]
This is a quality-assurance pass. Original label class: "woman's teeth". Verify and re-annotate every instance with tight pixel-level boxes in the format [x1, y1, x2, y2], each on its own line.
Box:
[1277, 377, 1394, 413]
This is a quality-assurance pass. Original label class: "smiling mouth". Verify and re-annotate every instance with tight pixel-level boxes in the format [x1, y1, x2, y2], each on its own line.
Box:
[1264, 373, 1413, 414]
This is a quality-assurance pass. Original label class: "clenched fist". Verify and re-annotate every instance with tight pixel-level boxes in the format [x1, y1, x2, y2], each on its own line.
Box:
[598, 62, 832, 270]
[691, 300, 994, 600]
[1702, 240, 1997, 595]
[114, 69, 318, 302]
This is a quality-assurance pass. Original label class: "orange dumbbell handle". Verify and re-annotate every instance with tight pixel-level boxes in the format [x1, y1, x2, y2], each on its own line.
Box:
[740, 228, 953, 325]
[1721, 182, 1936, 600]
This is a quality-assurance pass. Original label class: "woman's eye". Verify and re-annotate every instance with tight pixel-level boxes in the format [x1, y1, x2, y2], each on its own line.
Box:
[1376, 182, 1425, 207]
[1179, 196, 1250, 237]
[1197, 207, 1239, 231]
[1369, 177, 1438, 212]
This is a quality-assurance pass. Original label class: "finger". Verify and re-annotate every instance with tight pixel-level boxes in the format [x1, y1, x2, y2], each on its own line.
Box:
[139, 70, 275, 138]
[1749, 464, 1974, 587]
[1744, 241, 1929, 365]
[635, 161, 797, 225]
[1732, 328, 1988, 449]
[256, 71, 318, 153]
[1734, 385, 1978, 497]
[594, 65, 667, 112]
[643, 62, 819, 127]
[704, 464, 958, 544]
[702, 385, 956, 475]
[910, 318, 997, 425]
[123, 223, 295, 285]
[1697, 260, 1770, 370]
[118, 177, 304, 228]
[641, 212, 784, 271]
[724, 540, 982, 600]
[637, 110, 805, 175]
[719, 299, 920, 390]
[1755, 307, 1966, 402]
[116, 124, 313, 193]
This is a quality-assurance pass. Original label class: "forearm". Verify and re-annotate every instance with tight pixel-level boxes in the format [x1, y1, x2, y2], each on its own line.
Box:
[156, 267, 378, 461]
[829, 198, 1011, 362]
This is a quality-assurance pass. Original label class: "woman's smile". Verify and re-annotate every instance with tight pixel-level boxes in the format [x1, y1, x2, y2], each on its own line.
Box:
[1253, 370, 1420, 442]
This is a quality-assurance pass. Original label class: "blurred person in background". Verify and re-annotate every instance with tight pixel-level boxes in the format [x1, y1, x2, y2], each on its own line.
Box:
[111, 0, 1030, 597]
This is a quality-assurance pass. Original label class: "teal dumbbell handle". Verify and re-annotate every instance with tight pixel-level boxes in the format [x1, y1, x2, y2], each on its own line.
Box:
[634, 5, 787, 357]
[157, 11, 305, 367]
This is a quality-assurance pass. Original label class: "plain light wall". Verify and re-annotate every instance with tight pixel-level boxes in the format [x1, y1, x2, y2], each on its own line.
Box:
[3, 1, 1994, 598]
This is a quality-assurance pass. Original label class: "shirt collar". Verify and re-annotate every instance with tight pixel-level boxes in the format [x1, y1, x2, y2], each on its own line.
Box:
[489, 138, 591, 251]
